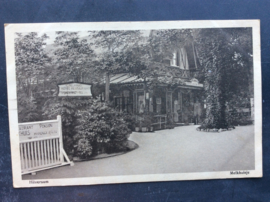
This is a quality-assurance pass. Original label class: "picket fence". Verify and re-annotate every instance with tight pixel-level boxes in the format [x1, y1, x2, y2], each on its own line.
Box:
[19, 115, 73, 175]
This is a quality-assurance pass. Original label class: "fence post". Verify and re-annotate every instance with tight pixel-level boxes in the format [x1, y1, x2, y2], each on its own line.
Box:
[57, 115, 64, 163]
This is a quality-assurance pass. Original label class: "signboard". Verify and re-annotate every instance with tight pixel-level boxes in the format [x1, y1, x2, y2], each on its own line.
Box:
[18, 116, 73, 175]
[185, 78, 203, 87]
[19, 121, 59, 141]
[58, 83, 92, 97]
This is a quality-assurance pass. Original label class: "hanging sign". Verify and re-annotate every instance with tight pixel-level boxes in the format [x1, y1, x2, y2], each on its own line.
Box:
[58, 83, 92, 97]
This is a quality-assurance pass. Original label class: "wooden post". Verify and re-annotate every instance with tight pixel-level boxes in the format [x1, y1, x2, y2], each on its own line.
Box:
[105, 72, 110, 103]
[57, 115, 64, 163]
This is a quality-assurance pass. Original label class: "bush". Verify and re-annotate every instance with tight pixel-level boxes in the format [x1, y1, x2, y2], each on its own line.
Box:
[74, 138, 93, 159]
[75, 99, 132, 156]
[122, 113, 137, 131]
[42, 97, 93, 155]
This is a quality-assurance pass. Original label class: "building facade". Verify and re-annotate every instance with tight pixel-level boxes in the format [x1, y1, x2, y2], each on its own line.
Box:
[109, 43, 204, 127]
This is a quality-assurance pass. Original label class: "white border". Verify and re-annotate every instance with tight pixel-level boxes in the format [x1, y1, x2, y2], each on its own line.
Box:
[5, 20, 262, 188]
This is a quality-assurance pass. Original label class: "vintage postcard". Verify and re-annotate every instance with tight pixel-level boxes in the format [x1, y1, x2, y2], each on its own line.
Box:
[5, 20, 262, 188]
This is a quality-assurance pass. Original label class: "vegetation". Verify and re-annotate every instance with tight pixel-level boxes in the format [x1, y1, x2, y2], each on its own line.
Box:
[194, 28, 253, 128]
[14, 28, 254, 158]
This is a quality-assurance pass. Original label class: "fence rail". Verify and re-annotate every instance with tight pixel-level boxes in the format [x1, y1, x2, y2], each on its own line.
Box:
[152, 115, 167, 130]
[19, 116, 73, 175]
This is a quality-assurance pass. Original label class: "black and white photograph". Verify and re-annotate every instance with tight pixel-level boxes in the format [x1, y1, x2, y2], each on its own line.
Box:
[5, 20, 262, 187]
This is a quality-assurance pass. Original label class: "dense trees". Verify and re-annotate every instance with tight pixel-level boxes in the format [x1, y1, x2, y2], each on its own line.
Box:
[15, 32, 51, 122]
[15, 27, 254, 148]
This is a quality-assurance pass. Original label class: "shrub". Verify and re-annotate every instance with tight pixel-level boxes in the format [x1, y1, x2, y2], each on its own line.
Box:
[42, 97, 92, 155]
[75, 99, 132, 156]
[74, 138, 93, 159]
[122, 113, 137, 131]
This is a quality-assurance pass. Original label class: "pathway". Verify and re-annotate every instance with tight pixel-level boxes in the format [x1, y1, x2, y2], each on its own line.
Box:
[23, 125, 255, 179]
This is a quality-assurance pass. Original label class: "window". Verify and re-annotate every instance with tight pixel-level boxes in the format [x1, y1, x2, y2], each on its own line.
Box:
[114, 90, 133, 113]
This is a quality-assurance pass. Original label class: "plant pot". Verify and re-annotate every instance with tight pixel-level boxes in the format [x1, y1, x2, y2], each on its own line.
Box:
[135, 127, 140, 132]
[141, 127, 148, 132]
[149, 126, 154, 132]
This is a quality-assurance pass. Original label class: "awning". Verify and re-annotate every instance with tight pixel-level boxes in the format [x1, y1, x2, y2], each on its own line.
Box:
[110, 73, 144, 84]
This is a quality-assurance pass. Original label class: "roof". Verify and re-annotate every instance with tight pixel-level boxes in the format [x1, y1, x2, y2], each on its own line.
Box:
[110, 73, 203, 88]
[110, 73, 144, 84]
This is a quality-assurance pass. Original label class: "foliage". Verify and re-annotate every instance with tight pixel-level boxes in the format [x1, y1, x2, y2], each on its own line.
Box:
[74, 138, 93, 158]
[17, 90, 41, 122]
[53, 31, 98, 83]
[75, 99, 131, 142]
[75, 99, 132, 155]
[138, 29, 193, 87]
[42, 97, 93, 154]
[89, 30, 143, 75]
[195, 28, 253, 129]
[121, 113, 137, 131]
[15, 32, 51, 122]
[166, 112, 175, 128]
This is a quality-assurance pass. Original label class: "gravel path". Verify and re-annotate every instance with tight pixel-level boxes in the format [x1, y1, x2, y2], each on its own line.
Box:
[23, 125, 254, 180]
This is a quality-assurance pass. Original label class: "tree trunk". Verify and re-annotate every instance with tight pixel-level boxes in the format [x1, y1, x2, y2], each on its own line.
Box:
[105, 72, 110, 103]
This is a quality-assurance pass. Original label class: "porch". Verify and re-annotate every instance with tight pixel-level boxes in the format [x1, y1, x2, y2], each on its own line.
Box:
[109, 73, 204, 130]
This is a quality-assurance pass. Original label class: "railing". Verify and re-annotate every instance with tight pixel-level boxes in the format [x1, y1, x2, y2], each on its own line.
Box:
[20, 137, 62, 173]
[19, 116, 73, 175]
[169, 66, 200, 79]
[151, 115, 167, 130]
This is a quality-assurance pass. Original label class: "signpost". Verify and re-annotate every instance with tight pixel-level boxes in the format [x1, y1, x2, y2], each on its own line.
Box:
[58, 82, 92, 97]
[19, 115, 73, 175]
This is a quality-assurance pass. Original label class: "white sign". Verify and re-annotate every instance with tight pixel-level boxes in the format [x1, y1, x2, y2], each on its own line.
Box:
[58, 83, 92, 97]
[18, 116, 73, 175]
[19, 121, 59, 141]
[185, 78, 203, 87]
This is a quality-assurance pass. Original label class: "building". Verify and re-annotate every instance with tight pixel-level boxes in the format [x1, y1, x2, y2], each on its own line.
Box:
[108, 41, 204, 128]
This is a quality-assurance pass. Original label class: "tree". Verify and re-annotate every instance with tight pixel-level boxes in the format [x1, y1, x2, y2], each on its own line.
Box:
[15, 32, 51, 122]
[53, 31, 97, 83]
[89, 30, 142, 102]
[138, 29, 194, 88]
[194, 28, 253, 128]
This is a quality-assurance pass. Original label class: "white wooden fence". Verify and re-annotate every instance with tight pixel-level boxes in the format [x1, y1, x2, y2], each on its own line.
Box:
[19, 115, 73, 175]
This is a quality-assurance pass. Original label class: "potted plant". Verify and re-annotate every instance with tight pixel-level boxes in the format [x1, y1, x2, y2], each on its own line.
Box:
[144, 115, 154, 132]
[166, 112, 175, 129]
[135, 120, 141, 132]
[141, 120, 148, 132]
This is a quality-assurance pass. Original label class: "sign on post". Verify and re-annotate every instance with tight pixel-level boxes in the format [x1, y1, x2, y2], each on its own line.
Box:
[19, 115, 73, 175]
[58, 83, 92, 97]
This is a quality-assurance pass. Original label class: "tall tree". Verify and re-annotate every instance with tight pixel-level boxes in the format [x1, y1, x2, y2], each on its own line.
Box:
[194, 28, 253, 128]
